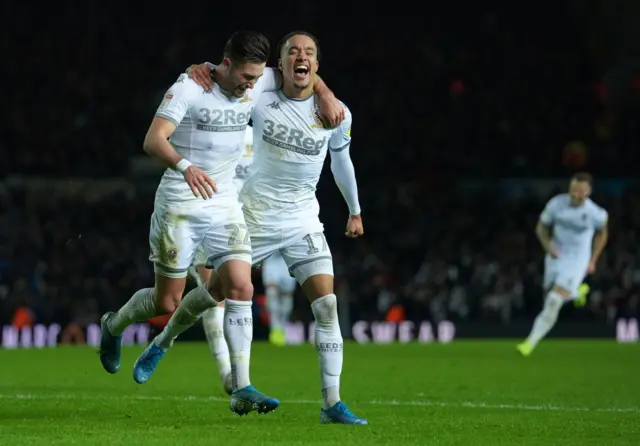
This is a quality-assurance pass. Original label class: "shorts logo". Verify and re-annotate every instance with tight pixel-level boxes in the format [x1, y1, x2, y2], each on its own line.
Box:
[166, 249, 177, 261]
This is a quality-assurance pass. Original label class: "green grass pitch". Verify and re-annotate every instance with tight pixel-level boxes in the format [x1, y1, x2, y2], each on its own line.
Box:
[0, 340, 638, 445]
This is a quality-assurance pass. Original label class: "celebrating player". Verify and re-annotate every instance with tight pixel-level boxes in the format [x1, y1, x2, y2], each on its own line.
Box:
[517, 173, 608, 356]
[98, 30, 343, 415]
[132, 31, 367, 424]
[195, 31, 365, 424]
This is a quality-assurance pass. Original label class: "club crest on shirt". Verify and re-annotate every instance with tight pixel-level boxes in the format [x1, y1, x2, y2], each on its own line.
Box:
[311, 106, 327, 129]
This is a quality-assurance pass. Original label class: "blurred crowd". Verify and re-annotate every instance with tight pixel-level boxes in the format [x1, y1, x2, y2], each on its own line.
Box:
[1, 182, 638, 329]
[2, 6, 640, 329]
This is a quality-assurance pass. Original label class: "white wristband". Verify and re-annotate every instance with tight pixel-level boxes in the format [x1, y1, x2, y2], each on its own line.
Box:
[175, 159, 193, 173]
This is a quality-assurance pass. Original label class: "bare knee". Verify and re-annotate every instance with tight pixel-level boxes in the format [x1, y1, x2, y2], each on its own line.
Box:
[225, 281, 254, 302]
[217, 260, 253, 302]
[154, 292, 181, 314]
[301, 274, 334, 303]
[154, 274, 187, 314]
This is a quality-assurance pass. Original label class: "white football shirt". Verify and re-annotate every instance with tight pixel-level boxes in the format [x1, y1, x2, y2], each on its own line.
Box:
[240, 90, 352, 229]
[154, 69, 278, 199]
[540, 193, 608, 258]
[233, 126, 254, 192]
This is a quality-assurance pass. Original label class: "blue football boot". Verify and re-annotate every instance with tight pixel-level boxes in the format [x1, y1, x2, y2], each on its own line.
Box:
[99, 312, 122, 374]
[230, 385, 280, 415]
[133, 342, 166, 384]
[320, 401, 368, 425]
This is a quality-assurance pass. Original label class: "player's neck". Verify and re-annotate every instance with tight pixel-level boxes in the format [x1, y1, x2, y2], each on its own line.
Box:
[211, 66, 229, 92]
[281, 83, 314, 100]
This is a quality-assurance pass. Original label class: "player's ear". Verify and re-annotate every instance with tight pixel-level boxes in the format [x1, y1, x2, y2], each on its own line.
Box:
[222, 58, 232, 69]
[277, 59, 283, 72]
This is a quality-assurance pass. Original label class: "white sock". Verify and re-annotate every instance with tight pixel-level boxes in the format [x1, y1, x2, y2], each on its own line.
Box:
[526, 291, 564, 347]
[202, 305, 231, 379]
[280, 292, 294, 326]
[224, 299, 253, 390]
[108, 288, 156, 336]
[154, 284, 217, 349]
[311, 294, 342, 409]
[266, 287, 283, 331]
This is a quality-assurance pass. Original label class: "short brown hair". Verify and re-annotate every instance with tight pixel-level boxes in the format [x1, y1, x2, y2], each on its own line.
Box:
[223, 30, 270, 64]
[572, 172, 593, 185]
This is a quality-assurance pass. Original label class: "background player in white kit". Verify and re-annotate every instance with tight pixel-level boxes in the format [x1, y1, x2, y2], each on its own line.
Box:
[517, 173, 608, 356]
[262, 250, 298, 347]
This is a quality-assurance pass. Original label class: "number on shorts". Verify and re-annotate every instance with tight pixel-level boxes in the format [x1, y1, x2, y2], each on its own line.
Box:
[303, 232, 327, 255]
[225, 224, 250, 246]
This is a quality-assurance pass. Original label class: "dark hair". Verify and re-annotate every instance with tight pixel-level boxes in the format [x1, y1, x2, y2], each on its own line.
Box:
[223, 30, 270, 64]
[277, 30, 321, 61]
[572, 172, 593, 185]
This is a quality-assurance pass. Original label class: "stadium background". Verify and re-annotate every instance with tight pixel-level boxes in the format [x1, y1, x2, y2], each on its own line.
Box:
[2, 2, 640, 346]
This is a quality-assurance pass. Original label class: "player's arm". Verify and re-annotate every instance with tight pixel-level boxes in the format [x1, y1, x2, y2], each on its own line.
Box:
[143, 118, 216, 199]
[185, 63, 344, 127]
[328, 108, 362, 238]
[312, 76, 344, 129]
[590, 211, 609, 266]
[536, 198, 558, 257]
[146, 76, 217, 198]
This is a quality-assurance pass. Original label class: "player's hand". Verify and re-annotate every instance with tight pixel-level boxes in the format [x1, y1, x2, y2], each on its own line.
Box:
[183, 165, 217, 199]
[548, 245, 560, 259]
[186, 63, 214, 92]
[317, 93, 345, 128]
[345, 214, 364, 238]
[587, 259, 597, 274]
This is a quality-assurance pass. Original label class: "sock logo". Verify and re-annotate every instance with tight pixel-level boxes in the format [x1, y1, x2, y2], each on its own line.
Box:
[316, 342, 343, 353]
[228, 317, 253, 327]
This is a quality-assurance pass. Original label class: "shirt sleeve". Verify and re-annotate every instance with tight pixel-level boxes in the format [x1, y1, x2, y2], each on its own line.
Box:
[155, 74, 197, 127]
[593, 207, 609, 230]
[539, 197, 556, 226]
[256, 67, 282, 92]
[328, 106, 360, 215]
[328, 104, 352, 152]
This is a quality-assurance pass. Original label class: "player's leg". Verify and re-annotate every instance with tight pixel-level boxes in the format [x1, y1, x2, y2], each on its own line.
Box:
[518, 259, 580, 356]
[186, 247, 231, 390]
[283, 230, 367, 425]
[276, 257, 297, 343]
[262, 252, 290, 346]
[131, 206, 221, 382]
[99, 201, 196, 374]
[199, 268, 232, 394]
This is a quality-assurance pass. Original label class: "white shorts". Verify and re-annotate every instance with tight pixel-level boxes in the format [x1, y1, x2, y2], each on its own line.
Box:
[193, 246, 207, 267]
[261, 250, 297, 293]
[249, 220, 333, 285]
[543, 255, 589, 297]
[149, 194, 251, 279]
